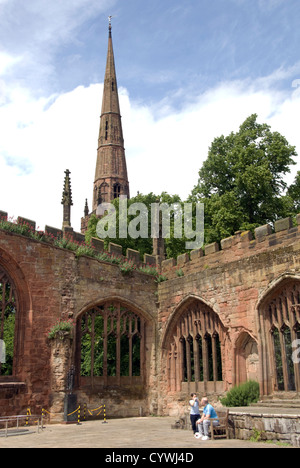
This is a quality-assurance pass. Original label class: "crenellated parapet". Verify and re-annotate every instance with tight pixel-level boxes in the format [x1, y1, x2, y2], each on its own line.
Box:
[0, 210, 157, 269]
[161, 215, 300, 279]
[2, 210, 300, 280]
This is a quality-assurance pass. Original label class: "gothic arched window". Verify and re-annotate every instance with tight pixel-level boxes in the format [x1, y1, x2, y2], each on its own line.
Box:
[98, 182, 109, 205]
[167, 299, 226, 393]
[0, 267, 17, 376]
[113, 183, 121, 199]
[262, 281, 300, 393]
[76, 301, 145, 388]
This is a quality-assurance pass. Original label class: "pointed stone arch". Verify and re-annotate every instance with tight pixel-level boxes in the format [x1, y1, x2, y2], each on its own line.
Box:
[74, 296, 153, 390]
[257, 274, 300, 395]
[0, 247, 31, 379]
[234, 331, 259, 386]
[161, 295, 228, 394]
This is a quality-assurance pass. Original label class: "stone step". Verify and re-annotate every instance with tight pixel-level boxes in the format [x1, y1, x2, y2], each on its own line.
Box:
[252, 399, 300, 409]
[261, 392, 300, 400]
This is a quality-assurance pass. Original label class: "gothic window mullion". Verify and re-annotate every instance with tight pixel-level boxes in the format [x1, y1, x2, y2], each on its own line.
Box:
[140, 318, 145, 382]
[90, 313, 96, 386]
[193, 332, 200, 383]
[169, 343, 176, 392]
[212, 333, 218, 387]
[202, 333, 209, 392]
[116, 304, 121, 385]
[185, 335, 192, 383]
[0, 280, 6, 339]
[129, 317, 133, 382]
[176, 326, 183, 389]
[279, 326, 289, 391]
[103, 310, 108, 385]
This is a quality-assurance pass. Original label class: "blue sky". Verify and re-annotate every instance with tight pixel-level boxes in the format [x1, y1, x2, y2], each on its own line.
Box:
[0, 0, 300, 232]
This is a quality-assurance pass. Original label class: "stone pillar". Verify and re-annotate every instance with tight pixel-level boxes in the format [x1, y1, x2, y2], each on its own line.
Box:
[49, 336, 72, 423]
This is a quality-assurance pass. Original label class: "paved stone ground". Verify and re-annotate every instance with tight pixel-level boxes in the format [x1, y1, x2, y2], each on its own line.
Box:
[0, 417, 293, 449]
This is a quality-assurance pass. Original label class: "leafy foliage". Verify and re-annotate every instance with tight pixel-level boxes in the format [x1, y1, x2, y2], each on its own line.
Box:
[80, 312, 141, 378]
[220, 380, 260, 407]
[190, 114, 298, 244]
[48, 319, 74, 340]
[85, 192, 189, 260]
[0, 282, 16, 375]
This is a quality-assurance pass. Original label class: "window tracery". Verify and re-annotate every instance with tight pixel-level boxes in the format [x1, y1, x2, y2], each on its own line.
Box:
[167, 300, 225, 392]
[76, 301, 145, 387]
[0, 267, 17, 376]
[264, 281, 300, 392]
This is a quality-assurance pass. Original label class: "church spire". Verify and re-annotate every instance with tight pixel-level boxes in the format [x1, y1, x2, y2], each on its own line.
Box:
[92, 19, 130, 212]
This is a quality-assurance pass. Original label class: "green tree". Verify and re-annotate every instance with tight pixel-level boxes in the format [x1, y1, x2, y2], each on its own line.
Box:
[190, 114, 297, 243]
[285, 171, 300, 216]
[85, 192, 188, 260]
[0, 284, 16, 376]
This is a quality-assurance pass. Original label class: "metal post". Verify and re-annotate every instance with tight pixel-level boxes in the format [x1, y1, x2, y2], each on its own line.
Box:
[77, 405, 81, 425]
[102, 404, 108, 424]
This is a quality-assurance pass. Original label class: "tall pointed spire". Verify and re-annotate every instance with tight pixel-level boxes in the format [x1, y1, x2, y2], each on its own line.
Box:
[92, 19, 130, 212]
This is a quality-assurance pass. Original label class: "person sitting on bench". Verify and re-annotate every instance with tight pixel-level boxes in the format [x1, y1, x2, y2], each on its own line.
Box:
[195, 397, 219, 440]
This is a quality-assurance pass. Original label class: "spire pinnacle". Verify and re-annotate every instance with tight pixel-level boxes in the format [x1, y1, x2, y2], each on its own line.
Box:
[84, 199, 89, 217]
[62, 169, 73, 229]
[108, 15, 113, 37]
[61, 169, 73, 206]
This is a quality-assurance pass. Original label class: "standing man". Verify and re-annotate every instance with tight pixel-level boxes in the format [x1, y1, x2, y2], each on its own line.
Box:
[189, 393, 200, 435]
[196, 397, 219, 440]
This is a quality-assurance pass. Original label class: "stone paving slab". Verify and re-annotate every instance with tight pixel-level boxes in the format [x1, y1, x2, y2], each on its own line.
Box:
[0, 417, 292, 449]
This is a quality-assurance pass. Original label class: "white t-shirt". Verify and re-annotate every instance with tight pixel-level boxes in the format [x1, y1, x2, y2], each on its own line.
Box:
[189, 399, 200, 415]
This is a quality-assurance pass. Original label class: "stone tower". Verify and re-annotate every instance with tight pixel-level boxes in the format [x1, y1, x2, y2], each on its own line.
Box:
[81, 20, 130, 233]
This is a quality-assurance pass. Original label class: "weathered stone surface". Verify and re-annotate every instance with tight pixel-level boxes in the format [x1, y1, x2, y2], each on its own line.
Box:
[205, 242, 220, 255]
[255, 224, 272, 241]
[91, 236, 104, 252]
[1, 215, 300, 423]
[109, 242, 123, 257]
[177, 253, 189, 266]
[274, 217, 293, 232]
[228, 411, 300, 447]
[0, 228, 157, 419]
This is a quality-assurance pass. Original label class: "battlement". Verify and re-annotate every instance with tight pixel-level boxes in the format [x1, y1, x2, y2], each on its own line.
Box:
[2, 210, 300, 281]
[0, 210, 157, 270]
[161, 214, 300, 280]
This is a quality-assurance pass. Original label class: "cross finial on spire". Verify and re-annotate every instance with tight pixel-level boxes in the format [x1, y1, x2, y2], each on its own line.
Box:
[108, 15, 113, 36]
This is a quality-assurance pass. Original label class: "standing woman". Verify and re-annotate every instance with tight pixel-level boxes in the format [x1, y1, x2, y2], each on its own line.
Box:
[189, 393, 200, 435]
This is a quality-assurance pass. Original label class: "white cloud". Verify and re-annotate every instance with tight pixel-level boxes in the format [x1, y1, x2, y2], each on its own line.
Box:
[124, 78, 300, 201]
[0, 0, 117, 93]
[0, 52, 21, 75]
[0, 69, 299, 233]
[0, 83, 102, 231]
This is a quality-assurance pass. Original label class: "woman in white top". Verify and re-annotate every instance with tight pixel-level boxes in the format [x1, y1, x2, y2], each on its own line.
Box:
[189, 393, 200, 434]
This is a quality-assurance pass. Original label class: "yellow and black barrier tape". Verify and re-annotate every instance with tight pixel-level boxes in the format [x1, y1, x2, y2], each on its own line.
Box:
[25, 403, 107, 425]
